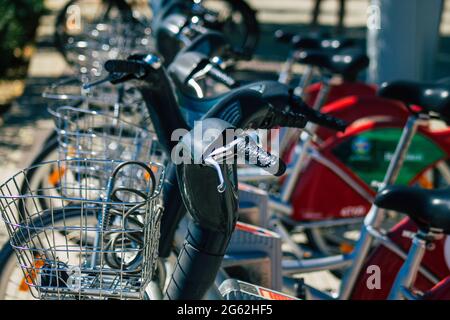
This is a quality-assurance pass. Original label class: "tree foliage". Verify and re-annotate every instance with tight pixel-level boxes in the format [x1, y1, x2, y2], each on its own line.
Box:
[0, 0, 47, 75]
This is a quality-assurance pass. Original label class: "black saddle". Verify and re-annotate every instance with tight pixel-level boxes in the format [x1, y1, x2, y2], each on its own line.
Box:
[295, 48, 369, 81]
[375, 186, 450, 234]
[378, 81, 450, 123]
[274, 30, 354, 51]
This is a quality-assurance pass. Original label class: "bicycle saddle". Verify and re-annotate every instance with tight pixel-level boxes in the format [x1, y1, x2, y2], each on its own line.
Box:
[378, 81, 450, 123]
[295, 47, 369, 81]
[274, 30, 355, 51]
[374, 185, 450, 234]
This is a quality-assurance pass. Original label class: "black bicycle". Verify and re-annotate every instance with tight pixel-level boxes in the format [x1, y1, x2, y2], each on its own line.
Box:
[54, 0, 259, 66]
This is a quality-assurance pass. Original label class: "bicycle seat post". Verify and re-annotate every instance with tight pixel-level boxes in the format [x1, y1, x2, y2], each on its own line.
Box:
[388, 230, 442, 300]
[339, 114, 421, 299]
[382, 115, 420, 187]
[311, 74, 332, 111]
[293, 65, 315, 98]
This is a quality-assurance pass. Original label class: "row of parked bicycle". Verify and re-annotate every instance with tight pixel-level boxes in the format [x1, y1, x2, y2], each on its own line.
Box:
[0, 0, 449, 300]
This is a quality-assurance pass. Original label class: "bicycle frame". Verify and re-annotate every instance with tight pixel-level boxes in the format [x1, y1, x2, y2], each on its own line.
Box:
[386, 229, 440, 300]
[277, 114, 450, 299]
[241, 100, 413, 227]
[240, 57, 386, 196]
[226, 112, 446, 299]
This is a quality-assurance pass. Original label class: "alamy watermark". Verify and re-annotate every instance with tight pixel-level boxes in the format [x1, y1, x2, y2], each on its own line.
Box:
[367, 4, 381, 30]
[366, 265, 381, 290]
[66, 4, 82, 31]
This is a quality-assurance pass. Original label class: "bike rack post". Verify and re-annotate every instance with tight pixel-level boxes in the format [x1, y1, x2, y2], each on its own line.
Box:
[367, 0, 443, 83]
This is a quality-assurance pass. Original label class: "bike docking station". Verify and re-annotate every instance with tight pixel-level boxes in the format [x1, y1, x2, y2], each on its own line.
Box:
[224, 221, 283, 291]
[4, 0, 450, 317]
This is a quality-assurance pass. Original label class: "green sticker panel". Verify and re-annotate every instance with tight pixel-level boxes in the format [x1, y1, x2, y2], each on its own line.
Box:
[332, 128, 445, 187]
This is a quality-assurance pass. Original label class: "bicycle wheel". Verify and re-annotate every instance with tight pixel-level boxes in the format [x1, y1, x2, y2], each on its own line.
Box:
[17, 137, 59, 220]
[201, 0, 259, 57]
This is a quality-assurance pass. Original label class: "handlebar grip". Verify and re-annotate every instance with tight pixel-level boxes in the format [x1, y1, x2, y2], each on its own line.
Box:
[309, 108, 347, 132]
[238, 136, 286, 176]
[292, 97, 347, 132]
[104, 59, 146, 75]
[270, 109, 308, 129]
[302, 106, 347, 131]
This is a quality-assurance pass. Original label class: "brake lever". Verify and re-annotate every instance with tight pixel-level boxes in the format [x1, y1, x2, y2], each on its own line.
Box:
[204, 157, 226, 193]
[203, 138, 242, 193]
[110, 73, 136, 85]
[202, 133, 285, 192]
[82, 73, 127, 90]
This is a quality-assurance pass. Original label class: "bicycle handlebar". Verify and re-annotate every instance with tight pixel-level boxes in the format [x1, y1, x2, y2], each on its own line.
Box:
[291, 96, 348, 131]
[306, 107, 348, 132]
[165, 119, 285, 300]
[104, 59, 148, 76]
[264, 108, 308, 129]
[237, 135, 286, 177]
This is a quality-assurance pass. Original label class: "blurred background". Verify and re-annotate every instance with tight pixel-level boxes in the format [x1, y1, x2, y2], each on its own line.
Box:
[0, 0, 447, 190]
[0, 0, 448, 293]
[1, 0, 449, 195]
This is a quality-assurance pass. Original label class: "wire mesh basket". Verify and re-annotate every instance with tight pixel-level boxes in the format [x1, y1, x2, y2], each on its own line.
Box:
[49, 106, 163, 167]
[0, 159, 165, 300]
[43, 77, 152, 129]
[63, 21, 153, 75]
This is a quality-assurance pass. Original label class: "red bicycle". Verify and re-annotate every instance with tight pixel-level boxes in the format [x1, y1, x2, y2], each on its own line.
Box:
[267, 33, 436, 255]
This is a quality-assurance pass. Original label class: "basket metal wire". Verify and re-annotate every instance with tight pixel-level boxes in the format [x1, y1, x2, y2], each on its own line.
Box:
[49, 106, 162, 166]
[63, 21, 153, 75]
[0, 159, 165, 300]
[43, 77, 152, 129]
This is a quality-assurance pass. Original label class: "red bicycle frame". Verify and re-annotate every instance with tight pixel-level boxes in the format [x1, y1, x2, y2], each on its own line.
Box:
[291, 118, 450, 220]
[288, 117, 450, 299]
[283, 78, 450, 299]
[304, 81, 377, 107]
[351, 218, 450, 299]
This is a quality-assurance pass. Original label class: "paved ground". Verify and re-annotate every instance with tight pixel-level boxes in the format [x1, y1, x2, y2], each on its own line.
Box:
[1, 0, 450, 296]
